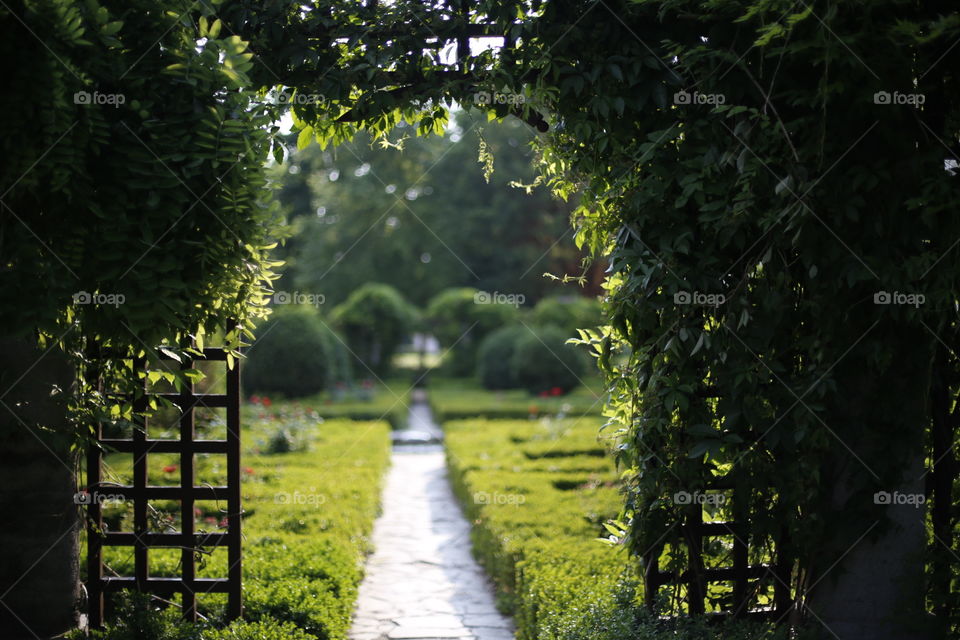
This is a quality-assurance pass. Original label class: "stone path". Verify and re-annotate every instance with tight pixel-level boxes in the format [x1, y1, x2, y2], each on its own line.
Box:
[349, 394, 514, 640]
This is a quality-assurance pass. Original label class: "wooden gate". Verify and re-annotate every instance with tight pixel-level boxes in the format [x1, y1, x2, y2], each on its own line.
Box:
[84, 347, 242, 627]
[643, 485, 793, 620]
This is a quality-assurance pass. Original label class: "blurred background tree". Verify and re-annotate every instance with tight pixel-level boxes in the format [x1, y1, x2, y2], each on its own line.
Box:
[269, 111, 604, 308]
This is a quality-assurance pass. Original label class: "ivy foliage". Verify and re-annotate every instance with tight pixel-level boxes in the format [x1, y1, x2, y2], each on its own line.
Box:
[6, 0, 960, 627]
[222, 0, 960, 623]
[1, 0, 286, 434]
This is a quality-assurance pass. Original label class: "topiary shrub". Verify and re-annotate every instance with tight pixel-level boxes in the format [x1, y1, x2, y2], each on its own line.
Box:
[426, 287, 519, 376]
[531, 296, 604, 337]
[476, 324, 528, 390]
[244, 307, 349, 398]
[511, 325, 588, 395]
[330, 283, 418, 377]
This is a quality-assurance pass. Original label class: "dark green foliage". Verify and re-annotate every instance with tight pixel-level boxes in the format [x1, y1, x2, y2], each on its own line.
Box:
[244, 307, 348, 398]
[73, 593, 316, 640]
[1, 0, 282, 347]
[330, 283, 417, 376]
[476, 325, 528, 389]
[531, 296, 604, 338]
[427, 287, 519, 376]
[511, 326, 587, 395]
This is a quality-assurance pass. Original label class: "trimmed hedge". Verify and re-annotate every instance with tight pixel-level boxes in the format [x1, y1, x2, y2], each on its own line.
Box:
[476, 324, 527, 389]
[90, 416, 392, 639]
[426, 287, 520, 377]
[511, 325, 588, 394]
[443, 418, 628, 639]
[330, 283, 417, 376]
[244, 307, 350, 398]
[428, 377, 605, 423]
[443, 418, 807, 640]
[530, 296, 604, 337]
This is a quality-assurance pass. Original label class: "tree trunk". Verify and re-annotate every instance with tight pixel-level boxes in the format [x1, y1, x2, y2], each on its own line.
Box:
[806, 325, 934, 640]
[0, 334, 80, 639]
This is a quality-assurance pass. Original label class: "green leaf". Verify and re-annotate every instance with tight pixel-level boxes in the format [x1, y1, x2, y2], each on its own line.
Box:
[296, 126, 314, 150]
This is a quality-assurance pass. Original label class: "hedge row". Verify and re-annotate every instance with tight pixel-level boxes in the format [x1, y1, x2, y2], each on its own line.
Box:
[443, 418, 808, 640]
[427, 377, 604, 424]
[87, 417, 392, 640]
[443, 418, 632, 640]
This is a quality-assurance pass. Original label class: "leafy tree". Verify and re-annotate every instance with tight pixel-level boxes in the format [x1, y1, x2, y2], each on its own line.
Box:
[6, 0, 960, 636]
[231, 0, 960, 635]
[425, 287, 519, 376]
[330, 283, 417, 376]
[1, 1, 280, 634]
[272, 113, 595, 308]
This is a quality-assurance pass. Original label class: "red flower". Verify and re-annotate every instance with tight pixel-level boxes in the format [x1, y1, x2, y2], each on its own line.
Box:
[249, 395, 261, 405]
[243, 467, 255, 475]
[550, 386, 563, 396]
[194, 506, 202, 517]
[219, 517, 229, 528]
[162, 465, 178, 473]
[539, 390, 550, 397]
[262, 397, 272, 408]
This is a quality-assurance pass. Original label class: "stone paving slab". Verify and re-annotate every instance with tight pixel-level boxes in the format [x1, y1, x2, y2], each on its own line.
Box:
[348, 441, 514, 640]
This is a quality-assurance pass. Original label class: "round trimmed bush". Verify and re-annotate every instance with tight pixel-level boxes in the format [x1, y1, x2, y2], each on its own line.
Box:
[426, 287, 519, 376]
[476, 324, 528, 390]
[244, 307, 349, 398]
[531, 295, 603, 337]
[330, 283, 418, 376]
[511, 325, 588, 395]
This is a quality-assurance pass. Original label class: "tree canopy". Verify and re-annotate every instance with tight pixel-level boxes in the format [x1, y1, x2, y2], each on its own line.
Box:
[3, 0, 960, 636]
[271, 112, 594, 308]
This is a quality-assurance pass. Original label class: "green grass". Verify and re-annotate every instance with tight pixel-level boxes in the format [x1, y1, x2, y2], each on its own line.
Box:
[88, 407, 391, 640]
[428, 376, 606, 423]
[443, 417, 635, 640]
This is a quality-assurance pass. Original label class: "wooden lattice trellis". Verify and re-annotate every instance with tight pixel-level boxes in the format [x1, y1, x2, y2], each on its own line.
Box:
[84, 348, 242, 627]
[643, 482, 794, 621]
